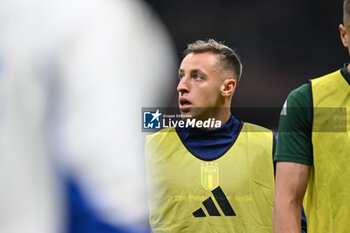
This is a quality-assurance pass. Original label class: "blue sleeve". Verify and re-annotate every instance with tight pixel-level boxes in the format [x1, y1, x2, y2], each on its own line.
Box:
[301, 207, 307, 233]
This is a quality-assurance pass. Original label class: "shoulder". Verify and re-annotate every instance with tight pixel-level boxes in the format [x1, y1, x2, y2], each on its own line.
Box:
[286, 83, 312, 108]
[310, 70, 345, 97]
[311, 70, 341, 84]
[241, 123, 274, 147]
[146, 127, 176, 143]
[145, 127, 177, 157]
[240, 123, 274, 158]
[279, 82, 313, 131]
[275, 83, 313, 165]
[242, 122, 272, 134]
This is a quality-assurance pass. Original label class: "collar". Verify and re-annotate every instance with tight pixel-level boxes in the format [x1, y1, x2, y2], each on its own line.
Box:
[176, 115, 241, 142]
[340, 63, 350, 85]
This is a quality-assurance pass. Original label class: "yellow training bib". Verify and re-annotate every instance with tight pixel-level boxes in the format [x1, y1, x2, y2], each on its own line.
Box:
[145, 123, 274, 233]
[305, 70, 350, 233]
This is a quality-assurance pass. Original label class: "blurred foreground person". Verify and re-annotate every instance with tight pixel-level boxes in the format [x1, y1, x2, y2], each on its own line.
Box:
[0, 0, 176, 232]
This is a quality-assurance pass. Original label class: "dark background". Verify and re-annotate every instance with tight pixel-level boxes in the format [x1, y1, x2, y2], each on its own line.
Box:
[146, 0, 347, 130]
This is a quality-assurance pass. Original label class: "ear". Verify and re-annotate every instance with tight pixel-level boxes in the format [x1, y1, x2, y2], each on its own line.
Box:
[340, 24, 348, 48]
[220, 78, 236, 97]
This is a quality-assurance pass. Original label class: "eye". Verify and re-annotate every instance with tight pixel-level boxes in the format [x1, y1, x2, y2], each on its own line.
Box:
[179, 74, 184, 80]
[192, 74, 202, 80]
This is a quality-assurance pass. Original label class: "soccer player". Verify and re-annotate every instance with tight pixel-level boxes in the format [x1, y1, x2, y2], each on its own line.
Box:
[273, 1, 350, 232]
[145, 39, 275, 232]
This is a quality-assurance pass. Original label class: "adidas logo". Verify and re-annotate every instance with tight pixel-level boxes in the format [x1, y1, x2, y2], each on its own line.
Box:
[193, 186, 236, 217]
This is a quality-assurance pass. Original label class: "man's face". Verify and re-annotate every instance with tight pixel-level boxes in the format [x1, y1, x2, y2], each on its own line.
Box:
[177, 52, 225, 120]
[340, 22, 350, 54]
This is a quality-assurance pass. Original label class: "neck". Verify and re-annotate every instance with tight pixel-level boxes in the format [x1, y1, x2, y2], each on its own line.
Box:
[213, 100, 232, 126]
[214, 111, 231, 126]
[201, 108, 231, 129]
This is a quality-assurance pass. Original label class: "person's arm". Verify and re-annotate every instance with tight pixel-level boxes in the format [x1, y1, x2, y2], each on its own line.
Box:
[273, 162, 310, 233]
[273, 84, 314, 233]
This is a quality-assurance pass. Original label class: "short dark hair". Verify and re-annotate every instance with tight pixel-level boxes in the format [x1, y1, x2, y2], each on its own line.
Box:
[183, 39, 243, 82]
[344, 0, 350, 22]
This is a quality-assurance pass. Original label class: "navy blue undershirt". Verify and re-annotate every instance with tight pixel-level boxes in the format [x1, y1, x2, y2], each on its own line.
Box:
[175, 115, 243, 160]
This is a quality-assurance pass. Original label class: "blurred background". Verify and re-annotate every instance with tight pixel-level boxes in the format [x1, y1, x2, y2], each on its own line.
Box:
[146, 0, 347, 130]
[0, 0, 347, 232]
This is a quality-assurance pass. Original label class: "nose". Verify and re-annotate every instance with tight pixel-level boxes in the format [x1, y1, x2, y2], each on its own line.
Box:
[177, 76, 190, 95]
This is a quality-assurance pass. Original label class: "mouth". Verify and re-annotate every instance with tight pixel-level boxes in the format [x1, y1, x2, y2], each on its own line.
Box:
[179, 98, 192, 111]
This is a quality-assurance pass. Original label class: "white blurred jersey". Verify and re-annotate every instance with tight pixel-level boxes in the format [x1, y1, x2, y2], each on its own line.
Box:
[0, 0, 176, 232]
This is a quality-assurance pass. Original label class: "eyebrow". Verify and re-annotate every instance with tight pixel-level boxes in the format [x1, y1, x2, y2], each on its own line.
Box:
[178, 69, 202, 73]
